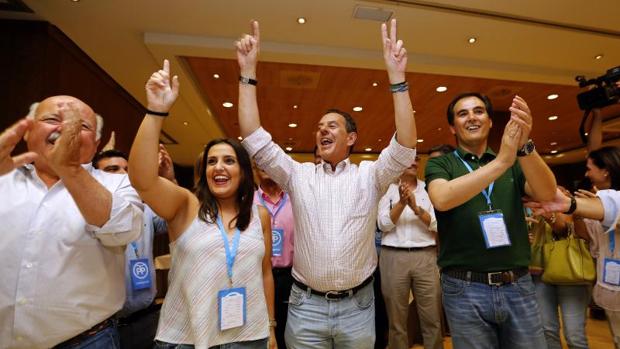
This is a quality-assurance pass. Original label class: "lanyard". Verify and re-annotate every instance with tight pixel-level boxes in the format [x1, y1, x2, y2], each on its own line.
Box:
[259, 192, 288, 222]
[453, 150, 495, 210]
[610, 229, 616, 255]
[216, 216, 241, 287]
[130, 241, 140, 258]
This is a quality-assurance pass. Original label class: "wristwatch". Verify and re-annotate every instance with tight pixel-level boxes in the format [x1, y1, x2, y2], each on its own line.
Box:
[517, 139, 535, 157]
[239, 76, 258, 86]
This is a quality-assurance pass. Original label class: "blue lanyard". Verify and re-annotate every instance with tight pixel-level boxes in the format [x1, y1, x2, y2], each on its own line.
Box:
[610, 229, 616, 255]
[216, 216, 241, 286]
[130, 241, 139, 258]
[259, 192, 288, 222]
[453, 150, 495, 210]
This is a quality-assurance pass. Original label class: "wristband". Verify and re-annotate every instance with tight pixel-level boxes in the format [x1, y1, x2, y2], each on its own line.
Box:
[239, 76, 258, 86]
[145, 109, 169, 117]
[564, 196, 577, 215]
[389, 81, 409, 93]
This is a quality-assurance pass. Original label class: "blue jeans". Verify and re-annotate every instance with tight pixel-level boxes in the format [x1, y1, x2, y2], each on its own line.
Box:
[533, 276, 590, 349]
[441, 273, 546, 349]
[284, 282, 375, 349]
[60, 326, 120, 349]
[154, 338, 268, 349]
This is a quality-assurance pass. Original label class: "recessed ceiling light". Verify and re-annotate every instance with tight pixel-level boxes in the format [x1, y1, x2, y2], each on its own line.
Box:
[584, 132, 589, 136]
[222, 102, 234, 108]
[285, 146, 293, 151]
[365, 147, 372, 152]
[293, 105, 298, 109]
[595, 54, 604, 60]
[438, 127, 442, 131]
[468, 37, 477, 44]
[550, 141, 558, 146]
[550, 150, 558, 154]
[372, 82, 378, 87]
[237, 136, 243, 140]
[353, 106, 363, 112]
[548, 115, 558, 121]
[213, 73, 220, 79]
[288, 137, 293, 141]
[417, 139, 424, 143]
[288, 123, 298, 128]
[71, 0, 80, 2]
[547, 94, 559, 100]
[297, 17, 306, 24]
[183, 121, 189, 126]
[436, 86, 448, 93]
[378, 138, 382, 142]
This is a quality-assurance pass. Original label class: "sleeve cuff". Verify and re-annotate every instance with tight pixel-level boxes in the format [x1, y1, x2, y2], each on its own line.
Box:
[597, 189, 620, 230]
[387, 133, 417, 167]
[241, 127, 272, 158]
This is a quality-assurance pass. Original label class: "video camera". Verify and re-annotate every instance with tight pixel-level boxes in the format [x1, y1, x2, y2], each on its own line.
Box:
[576, 66, 620, 110]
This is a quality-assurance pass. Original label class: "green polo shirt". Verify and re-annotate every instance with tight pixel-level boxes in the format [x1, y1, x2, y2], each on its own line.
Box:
[424, 147, 530, 272]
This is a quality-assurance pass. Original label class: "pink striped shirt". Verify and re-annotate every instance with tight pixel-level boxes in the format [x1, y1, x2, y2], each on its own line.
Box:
[243, 127, 416, 292]
[254, 189, 295, 268]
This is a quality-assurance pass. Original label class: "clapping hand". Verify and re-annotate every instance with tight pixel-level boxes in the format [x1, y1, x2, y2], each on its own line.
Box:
[47, 105, 84, 176]
[0, 119, 37, 175]
[508, 96, 533, 148]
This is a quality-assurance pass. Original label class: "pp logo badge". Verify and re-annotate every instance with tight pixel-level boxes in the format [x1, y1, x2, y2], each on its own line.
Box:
[272, 230, 282, 245]
[132, 261, 149, 279]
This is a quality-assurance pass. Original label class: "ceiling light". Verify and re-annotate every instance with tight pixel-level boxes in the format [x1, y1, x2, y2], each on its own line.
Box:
[353, 106, 363, 112]
[372, 82, 378, 87]
[436, 86, 448, 93]
[417, 139, 424, 143]
[550, 150, 558, 154]
[378, 138, 382, 142]
[237, 136, 243, 140]
[71, 0, 80, 2]
[222, 102, 233, 108]
[595, 54, 603, 60]
[365, 147, 372, 152]
[288, 123, 298, 128]
[293, 105, 298, 109]
[547, 94, 559, 100]
[548, 115, 558, 121]
[183, 121, 188, 126]
[297, 17, 306, 24]
[437, 127, 442, 131]
[468, 37, 477, 44]
[550, 141, 557, 146]
[584, 132, 589, 136]
[285, 146, 293, 151]
[213, 73, 220, 79]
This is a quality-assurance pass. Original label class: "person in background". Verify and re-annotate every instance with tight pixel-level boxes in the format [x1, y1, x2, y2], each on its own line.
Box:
[428, 144, 455, 159]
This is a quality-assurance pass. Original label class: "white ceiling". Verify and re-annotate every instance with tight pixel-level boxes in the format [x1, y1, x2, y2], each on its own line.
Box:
[5, 0, 620, 165]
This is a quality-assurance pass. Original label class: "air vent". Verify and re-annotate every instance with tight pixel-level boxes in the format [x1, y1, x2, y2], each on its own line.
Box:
[353, 5, 393, 22]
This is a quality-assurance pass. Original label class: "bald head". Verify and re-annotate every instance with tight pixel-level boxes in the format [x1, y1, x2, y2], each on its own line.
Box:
[28, 96, 103, 140]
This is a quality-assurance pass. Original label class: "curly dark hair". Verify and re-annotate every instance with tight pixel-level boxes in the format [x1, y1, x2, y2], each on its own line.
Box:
[195, 138, 255, 231]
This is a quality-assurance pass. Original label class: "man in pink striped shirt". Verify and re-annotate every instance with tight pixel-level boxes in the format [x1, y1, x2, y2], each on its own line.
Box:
[236, 19, 417, 349]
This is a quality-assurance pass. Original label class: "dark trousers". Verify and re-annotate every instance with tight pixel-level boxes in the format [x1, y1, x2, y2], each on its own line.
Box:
[273, 267, 293, 349]
[118, 306, 161, 349]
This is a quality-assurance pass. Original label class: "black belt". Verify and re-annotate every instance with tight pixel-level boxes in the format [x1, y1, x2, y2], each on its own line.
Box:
[117, 302, 161, 326]
[293, 275, 374, 300]
[53, 318, 114, 348]
[272, 266, 292, 275]
[381, 245, 436, 252]
[442, 267, 529, 286]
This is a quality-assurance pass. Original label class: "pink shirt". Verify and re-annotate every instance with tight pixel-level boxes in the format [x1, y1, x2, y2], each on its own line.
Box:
[254, 188, 295, 268]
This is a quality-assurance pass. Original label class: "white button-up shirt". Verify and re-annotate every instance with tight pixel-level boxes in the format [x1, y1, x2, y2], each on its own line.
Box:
[0, 164, 143, 349]
[377, 180, 437, 248]
[243, 127, 415, 292]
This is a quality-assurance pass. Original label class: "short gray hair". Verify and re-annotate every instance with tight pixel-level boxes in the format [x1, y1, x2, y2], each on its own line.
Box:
[27, 102, 104, 141]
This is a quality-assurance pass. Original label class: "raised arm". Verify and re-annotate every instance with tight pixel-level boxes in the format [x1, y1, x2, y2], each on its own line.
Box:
[381, 19, 416, 148]
[236, 20, 261, 137]
[510, 96, 556, 201]
[427, 120, 522, 211]
[129, 60, 189, 226]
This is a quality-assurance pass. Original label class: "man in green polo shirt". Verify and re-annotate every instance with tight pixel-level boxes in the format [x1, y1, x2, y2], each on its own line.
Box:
[425, 92, 556, 349]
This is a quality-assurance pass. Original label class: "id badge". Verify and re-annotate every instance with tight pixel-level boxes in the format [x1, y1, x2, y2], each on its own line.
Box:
[603, 258, 620, 286]
[218, 287, 247, 331]
[272, 228, 284, 257]
[478, 210, 511, 249]
[130, 258, 152, 290]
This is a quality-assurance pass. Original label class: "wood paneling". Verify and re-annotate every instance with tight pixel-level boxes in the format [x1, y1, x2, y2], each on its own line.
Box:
[0, 20, 144, 155]
[185, 56, 620, 155]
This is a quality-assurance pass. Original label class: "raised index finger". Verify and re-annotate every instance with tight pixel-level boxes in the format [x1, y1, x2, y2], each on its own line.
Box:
[163, 59, 170, 75]
[252, 20, 260, 41]
[381, 22, 388, 43]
